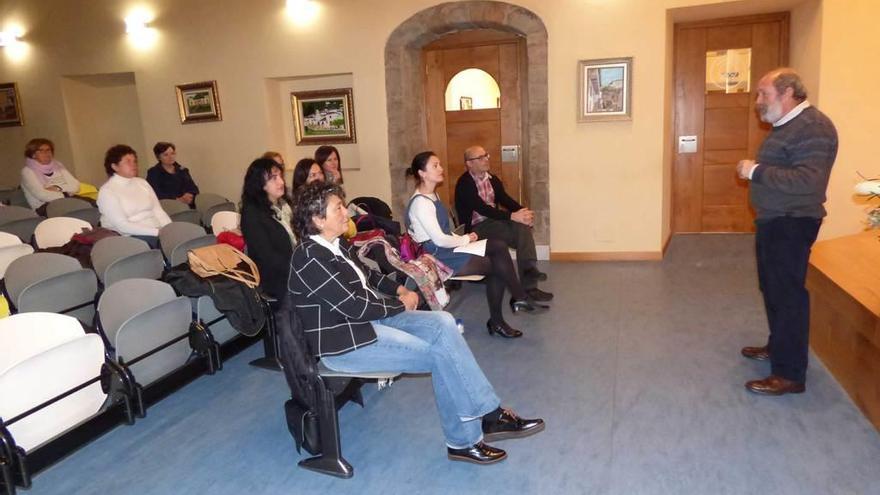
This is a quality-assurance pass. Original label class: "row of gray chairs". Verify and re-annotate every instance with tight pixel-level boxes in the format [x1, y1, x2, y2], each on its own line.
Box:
[0, 192, 235, 246]
[159, 193, 236, 228]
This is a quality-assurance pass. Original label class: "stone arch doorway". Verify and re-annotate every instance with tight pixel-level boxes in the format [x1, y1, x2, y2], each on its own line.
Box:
[384, 1, 549, 245]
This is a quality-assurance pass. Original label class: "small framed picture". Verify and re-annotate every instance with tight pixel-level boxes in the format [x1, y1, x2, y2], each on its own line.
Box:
[290, 88, 356, 145]
[0, 82, 24, 127]
[175, 80, 222, 124]
[577, 57, 633, 122]
[460, 96, 473, 110]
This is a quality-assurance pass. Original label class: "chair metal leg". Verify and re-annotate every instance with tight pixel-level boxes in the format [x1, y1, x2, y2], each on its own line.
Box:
[249, 300, 282, 371]
[0, 426, 17, 495]
[298, 377, 353, 478]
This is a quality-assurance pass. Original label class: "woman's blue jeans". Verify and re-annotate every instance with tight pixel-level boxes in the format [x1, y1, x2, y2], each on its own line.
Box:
[320, 310, 500, 448]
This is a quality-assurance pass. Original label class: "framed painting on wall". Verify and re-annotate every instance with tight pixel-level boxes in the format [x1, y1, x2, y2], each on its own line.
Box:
[290, 88, 356, 145]
[0, 82, 24, 127]
[176, 80, 222, 124]
[577, 57, 633, 122]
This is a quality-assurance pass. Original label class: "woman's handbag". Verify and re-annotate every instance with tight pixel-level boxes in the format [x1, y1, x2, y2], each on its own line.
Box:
[399, 232, 424, 262]
[187, 243, 260, 289]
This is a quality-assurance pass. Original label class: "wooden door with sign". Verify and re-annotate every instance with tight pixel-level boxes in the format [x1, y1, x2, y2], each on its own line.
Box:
[673, 13, 789, 233]
[423, 30, 525, 214]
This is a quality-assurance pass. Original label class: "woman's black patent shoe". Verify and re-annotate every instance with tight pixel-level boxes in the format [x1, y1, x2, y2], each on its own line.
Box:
[486, 320, 523, 338]
[509, 298, 549, 314]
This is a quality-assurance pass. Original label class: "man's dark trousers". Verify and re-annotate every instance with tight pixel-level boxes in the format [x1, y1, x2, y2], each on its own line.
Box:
[472, 218, 538, 289]
[755, 216, 821, 384]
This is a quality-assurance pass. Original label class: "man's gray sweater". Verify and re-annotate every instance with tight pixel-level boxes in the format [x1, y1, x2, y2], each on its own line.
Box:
[751, 105, 838, 220]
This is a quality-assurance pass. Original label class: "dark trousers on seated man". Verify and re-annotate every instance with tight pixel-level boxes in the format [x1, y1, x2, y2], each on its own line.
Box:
[472, 217, 539, 290]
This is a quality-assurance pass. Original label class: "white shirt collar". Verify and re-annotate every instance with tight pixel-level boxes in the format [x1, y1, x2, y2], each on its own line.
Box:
[773, 100, 810, 127]
[309, 234, 341, 255]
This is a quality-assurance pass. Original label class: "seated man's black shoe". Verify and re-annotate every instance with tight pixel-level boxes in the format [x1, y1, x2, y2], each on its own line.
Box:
[525, 287, 554, 302]
[482, 408, 545, 442]
[523, 267, 548, 282]
[447, 441, 507, 464]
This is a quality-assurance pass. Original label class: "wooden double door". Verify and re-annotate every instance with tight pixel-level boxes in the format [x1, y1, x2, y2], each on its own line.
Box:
[673, 13, 789, 233]
[423, 30, 526, 212]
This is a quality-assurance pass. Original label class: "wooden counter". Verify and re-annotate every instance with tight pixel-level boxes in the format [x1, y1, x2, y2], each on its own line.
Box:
[807, 230, 880, 431]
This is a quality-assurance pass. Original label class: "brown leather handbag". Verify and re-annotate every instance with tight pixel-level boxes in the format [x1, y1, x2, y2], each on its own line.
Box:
[187, 243, 260, 289]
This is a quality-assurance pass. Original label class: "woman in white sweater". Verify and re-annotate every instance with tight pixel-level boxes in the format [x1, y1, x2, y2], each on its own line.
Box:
[20, 138, 81, 211]
[97, 145, 171, 247]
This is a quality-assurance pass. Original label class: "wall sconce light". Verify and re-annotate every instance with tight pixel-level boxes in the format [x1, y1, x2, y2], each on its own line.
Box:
[286, 0, 319, 25]
[125, 9, 157, 48]
[125, 11, 151, 36]
[0, 27, 23, 47]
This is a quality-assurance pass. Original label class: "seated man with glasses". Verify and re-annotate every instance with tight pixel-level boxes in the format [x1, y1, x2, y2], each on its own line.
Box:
[454, 145, 552, 301]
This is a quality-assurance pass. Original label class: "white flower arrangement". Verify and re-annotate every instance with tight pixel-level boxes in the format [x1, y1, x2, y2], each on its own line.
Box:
[855, 176, 880, 229]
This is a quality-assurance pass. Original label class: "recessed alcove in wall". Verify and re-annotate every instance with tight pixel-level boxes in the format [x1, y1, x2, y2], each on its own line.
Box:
[60, 73, 147, 186]
[262, 73, 360, 180]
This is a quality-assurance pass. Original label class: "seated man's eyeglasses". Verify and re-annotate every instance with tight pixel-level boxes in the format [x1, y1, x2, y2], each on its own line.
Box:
[466, 153, 490, 162]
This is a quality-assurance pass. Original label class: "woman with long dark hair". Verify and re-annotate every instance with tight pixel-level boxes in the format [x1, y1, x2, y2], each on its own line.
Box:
[239, 158, 295, 299]
[291, 158, 325, 191]
[406, 151, 546, 339]
[315, 145, 343, 185]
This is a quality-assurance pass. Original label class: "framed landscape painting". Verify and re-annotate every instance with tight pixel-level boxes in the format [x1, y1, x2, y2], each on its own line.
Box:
[0, 83, 24, 127]
[577, 57, 633, 122]
[176, 80, 222, 124]
[291, 88, 356, 145]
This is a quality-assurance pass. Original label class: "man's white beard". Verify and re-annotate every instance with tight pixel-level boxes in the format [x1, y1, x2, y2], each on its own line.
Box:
[759, 100, 784, 124]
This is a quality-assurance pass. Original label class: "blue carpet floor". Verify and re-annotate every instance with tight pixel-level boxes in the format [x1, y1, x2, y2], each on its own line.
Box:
[28, 234, 880, 494]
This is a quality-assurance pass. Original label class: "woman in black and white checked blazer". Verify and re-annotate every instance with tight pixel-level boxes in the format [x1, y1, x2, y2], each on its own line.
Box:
[286, 183, 544, 465]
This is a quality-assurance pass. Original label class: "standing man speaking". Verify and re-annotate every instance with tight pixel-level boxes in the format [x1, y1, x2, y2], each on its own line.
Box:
[736, 68, 838, 396]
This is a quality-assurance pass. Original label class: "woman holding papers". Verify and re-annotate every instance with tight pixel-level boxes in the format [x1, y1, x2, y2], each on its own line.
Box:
[405, 151, 545, 338]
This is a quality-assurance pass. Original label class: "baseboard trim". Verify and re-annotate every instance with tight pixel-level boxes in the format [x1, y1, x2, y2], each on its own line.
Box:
[550, 251, 663, 261]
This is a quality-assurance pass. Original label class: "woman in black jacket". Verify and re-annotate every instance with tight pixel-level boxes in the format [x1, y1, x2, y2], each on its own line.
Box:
[240, 158, 296, 299]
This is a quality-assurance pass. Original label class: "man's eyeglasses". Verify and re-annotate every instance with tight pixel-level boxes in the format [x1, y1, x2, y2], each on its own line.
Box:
[466, 153, 490, 162]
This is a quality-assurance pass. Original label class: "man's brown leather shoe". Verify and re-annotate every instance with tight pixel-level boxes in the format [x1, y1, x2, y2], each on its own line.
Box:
[745, 375, 805, 396]
[741, 345, 770, 361]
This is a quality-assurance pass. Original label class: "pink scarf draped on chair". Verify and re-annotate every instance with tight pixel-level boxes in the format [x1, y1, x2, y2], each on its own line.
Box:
[26, 157, 66, 186]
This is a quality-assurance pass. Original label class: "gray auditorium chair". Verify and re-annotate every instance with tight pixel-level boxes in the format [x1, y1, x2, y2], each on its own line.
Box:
[158, 222, 216, 266]
[0, 232, 22, 248]
[33, 217, 91, 249]
[97, 278, 218, 387]
[0, 206, 41, 244]
[0, 312, 138, 494]
[4, 252, 98, 327]
[195, 193, 236, 227]
[0, 244, 34, 280]
[0, 187, 28, 208]
[91, 236, 164, 287]
[45, 197, 100, 227]
[194, 296, 239, 345]
[160, 199, 201, 225]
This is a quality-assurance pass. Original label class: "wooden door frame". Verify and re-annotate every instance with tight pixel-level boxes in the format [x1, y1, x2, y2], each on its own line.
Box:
[672, 12, 790, 233]
[422, 30, 526, 209]
[383, 1, 550, 244]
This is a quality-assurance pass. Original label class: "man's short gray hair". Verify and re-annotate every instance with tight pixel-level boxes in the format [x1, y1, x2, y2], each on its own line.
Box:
[771, 68, 808, 102]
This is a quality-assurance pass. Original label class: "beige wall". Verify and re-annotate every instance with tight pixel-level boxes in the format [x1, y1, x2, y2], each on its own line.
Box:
[60, 73, 148, 186]
[0, 0, 873, 251]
